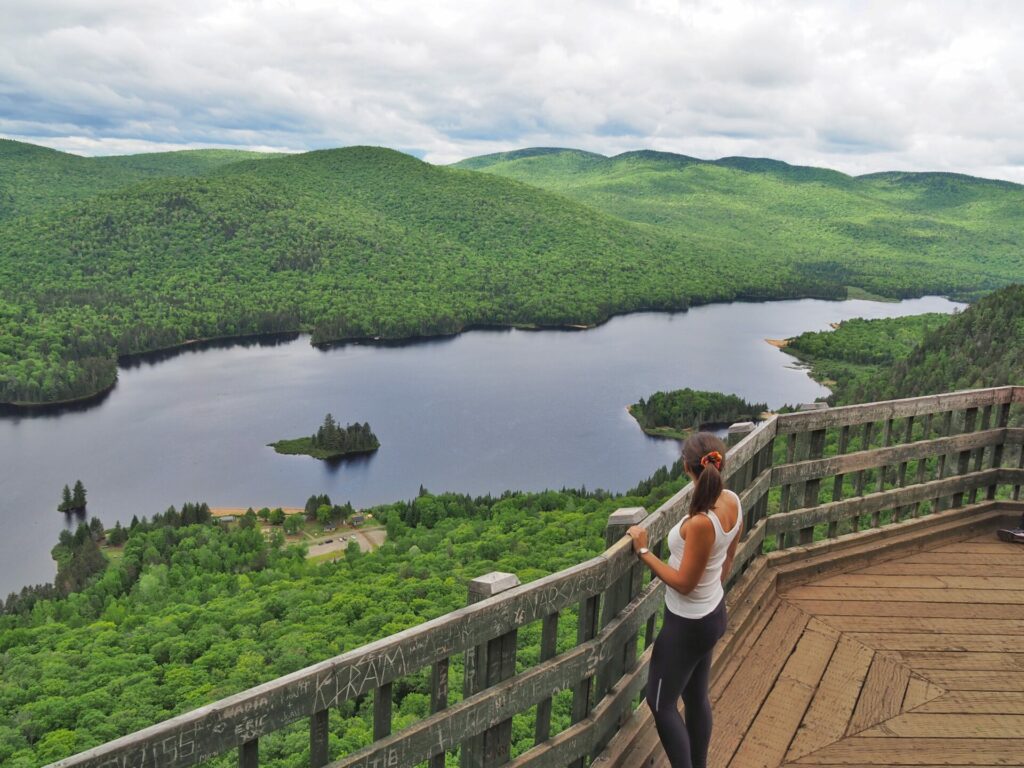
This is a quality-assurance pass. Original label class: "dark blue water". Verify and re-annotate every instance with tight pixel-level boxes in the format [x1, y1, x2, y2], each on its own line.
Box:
[0, 296, 962, 594]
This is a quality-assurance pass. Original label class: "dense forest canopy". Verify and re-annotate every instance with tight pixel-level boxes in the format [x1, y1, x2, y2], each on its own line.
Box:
[3, 140, 1023, 405]
[456, 148, 1023, 299]
[782, 284, 1024, 404]
[0, 469, 688, 767]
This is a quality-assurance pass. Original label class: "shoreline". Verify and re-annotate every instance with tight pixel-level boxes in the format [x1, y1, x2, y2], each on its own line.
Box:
[1, 292, 953, 411]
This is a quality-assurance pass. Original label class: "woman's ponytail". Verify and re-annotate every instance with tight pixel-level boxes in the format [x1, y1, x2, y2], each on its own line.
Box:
[681, 433, 728, 516]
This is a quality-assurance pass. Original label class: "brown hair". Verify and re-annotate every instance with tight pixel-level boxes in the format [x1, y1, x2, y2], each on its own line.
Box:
[681, 432, 728, 516]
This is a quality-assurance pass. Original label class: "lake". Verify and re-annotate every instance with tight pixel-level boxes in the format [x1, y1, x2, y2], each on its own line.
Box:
[0, 296, 962, 594]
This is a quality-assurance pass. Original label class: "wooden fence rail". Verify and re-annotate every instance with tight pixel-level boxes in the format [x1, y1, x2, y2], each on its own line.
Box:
[50, 386, 1024, 768]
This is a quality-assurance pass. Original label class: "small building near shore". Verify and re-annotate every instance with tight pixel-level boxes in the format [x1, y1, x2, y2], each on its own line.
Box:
[351, 514, 365, 527]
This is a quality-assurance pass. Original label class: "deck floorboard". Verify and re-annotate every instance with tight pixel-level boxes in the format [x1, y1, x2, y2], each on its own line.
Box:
[706, 528, 1022, 767]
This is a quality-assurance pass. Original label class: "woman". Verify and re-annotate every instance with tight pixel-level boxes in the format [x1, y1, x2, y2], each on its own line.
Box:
[627, 432, 742, 768]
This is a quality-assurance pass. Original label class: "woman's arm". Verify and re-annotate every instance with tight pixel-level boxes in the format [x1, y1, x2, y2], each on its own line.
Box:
[626, 518, 715, 595]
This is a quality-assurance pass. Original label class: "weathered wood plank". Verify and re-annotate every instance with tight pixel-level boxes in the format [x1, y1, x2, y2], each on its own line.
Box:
[846, 652, 911, 735]
[721, 416, 778, 486]
[785, 599, 1024, 619]
[808, 574, 1024, 590]
[765, 470, 1000, 535]
[732, 619, 840, 768]
[811, 615, 1024, 634]
[889, 651, 1024, 671]
[786, 634, 875, 761]
[790, 736, 1024, 764]
[914, 671, 1024, 691]
[239, 739, 258, 768]
[901, 676, 945, 711]
[858, 713, 1024, 738]
[776, 387, 1015, 434]
[845, 632, 1024, 653]
[708, 602, 810, 767]
[771, 429, 1007, 487]
[739, 466, 772, 517]
[328, 581, 664, 768]
[850, 561, 1024, 577]
[731, 518, 767, 575]
[895, 550, 1024, 566]
[785, 585, 1024, 604]
[912, 691, 1024, 714]
[532, 613, 558, 746]
[311, 709, 330, 768]
[507, 644, 651, 768]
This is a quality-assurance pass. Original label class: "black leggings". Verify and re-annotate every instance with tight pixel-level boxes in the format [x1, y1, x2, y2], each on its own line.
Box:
[645, 599, 727, 768]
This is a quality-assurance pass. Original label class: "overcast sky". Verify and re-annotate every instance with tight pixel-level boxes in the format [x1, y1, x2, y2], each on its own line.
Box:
[3, 0, 1023, 180]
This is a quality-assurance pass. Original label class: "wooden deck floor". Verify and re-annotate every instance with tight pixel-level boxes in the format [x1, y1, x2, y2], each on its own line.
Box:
[700, 531, 1024, 768]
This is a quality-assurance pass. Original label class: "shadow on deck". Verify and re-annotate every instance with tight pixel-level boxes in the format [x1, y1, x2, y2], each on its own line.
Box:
[604, 502, 1024, 768]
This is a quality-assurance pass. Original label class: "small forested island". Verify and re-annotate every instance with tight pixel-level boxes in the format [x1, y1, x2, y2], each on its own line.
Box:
[57, 480, 87, 513]
[629, 388, 768, 439]
[270, 413, 380, 459]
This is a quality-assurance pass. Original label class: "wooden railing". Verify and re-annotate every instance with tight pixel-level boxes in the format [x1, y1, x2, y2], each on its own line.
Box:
[51, 386, 1024, 768]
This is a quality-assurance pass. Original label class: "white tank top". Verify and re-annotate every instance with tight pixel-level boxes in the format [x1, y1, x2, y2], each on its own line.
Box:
[664, 489, 742, 619]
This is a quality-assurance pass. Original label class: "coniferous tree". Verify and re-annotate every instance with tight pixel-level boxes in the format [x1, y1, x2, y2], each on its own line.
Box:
[59, 484, 73, 512]
[72, 480, 87, 510]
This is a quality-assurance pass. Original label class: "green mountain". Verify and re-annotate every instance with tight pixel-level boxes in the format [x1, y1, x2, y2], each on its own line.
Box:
[783, 284, 1024, 404]
[3, 139, 1022, 405]
[454, 148, 1024, 301]
[0, 139, 278, 221]
[1, 144, 726, 404]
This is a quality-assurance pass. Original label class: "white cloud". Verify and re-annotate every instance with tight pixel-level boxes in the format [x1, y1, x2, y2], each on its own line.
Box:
[1, 0, 1023, 180]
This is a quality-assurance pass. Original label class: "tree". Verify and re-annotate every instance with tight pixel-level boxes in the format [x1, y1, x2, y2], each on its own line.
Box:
[72, 480, 87, 510]
[88, 517, 105, 541]
[240, 509, 258, 530]
[269, 508, 285, 526]
[108, 520, 128, 546]
[316, 505, 333, 525]
[257, 507, 271, 522]
[283, 514, 302, 535]
[58, 485, 73, 512]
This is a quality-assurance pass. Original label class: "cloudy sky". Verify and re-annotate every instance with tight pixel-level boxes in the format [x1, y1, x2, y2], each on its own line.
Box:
[3, 0, 1023, 180]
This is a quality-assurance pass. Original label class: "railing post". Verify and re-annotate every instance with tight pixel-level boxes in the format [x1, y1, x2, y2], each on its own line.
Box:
[429, 658, 450, 768]
[570, 590, 601, 768]
[310, 708, 329, 768]
[240, 739, 258, 768]
[968, 405, 993, 504]
[533, 611, 560, 746]
[594, 506, 647, 753]
[953, 407, 978, 508]
[728, 421, 755, 448]
[461, 571, 521, 768]
[800, 426, 827, 544]
[986, 401, 1010, 500]
[873, 417, 894, 526]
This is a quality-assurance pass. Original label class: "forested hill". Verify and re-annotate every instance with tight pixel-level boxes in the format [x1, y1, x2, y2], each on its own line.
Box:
[0, 144, 837, 405]
[454, 148, 1024, 301]
[0, 139, 278, 221]
[3, 140, 1023, 405]
[783, 284, 1024, 404]
[851, 284, 1024, 402]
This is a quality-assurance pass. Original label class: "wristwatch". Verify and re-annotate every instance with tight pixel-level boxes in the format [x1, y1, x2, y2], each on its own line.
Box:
[638, 547, 649, 556]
